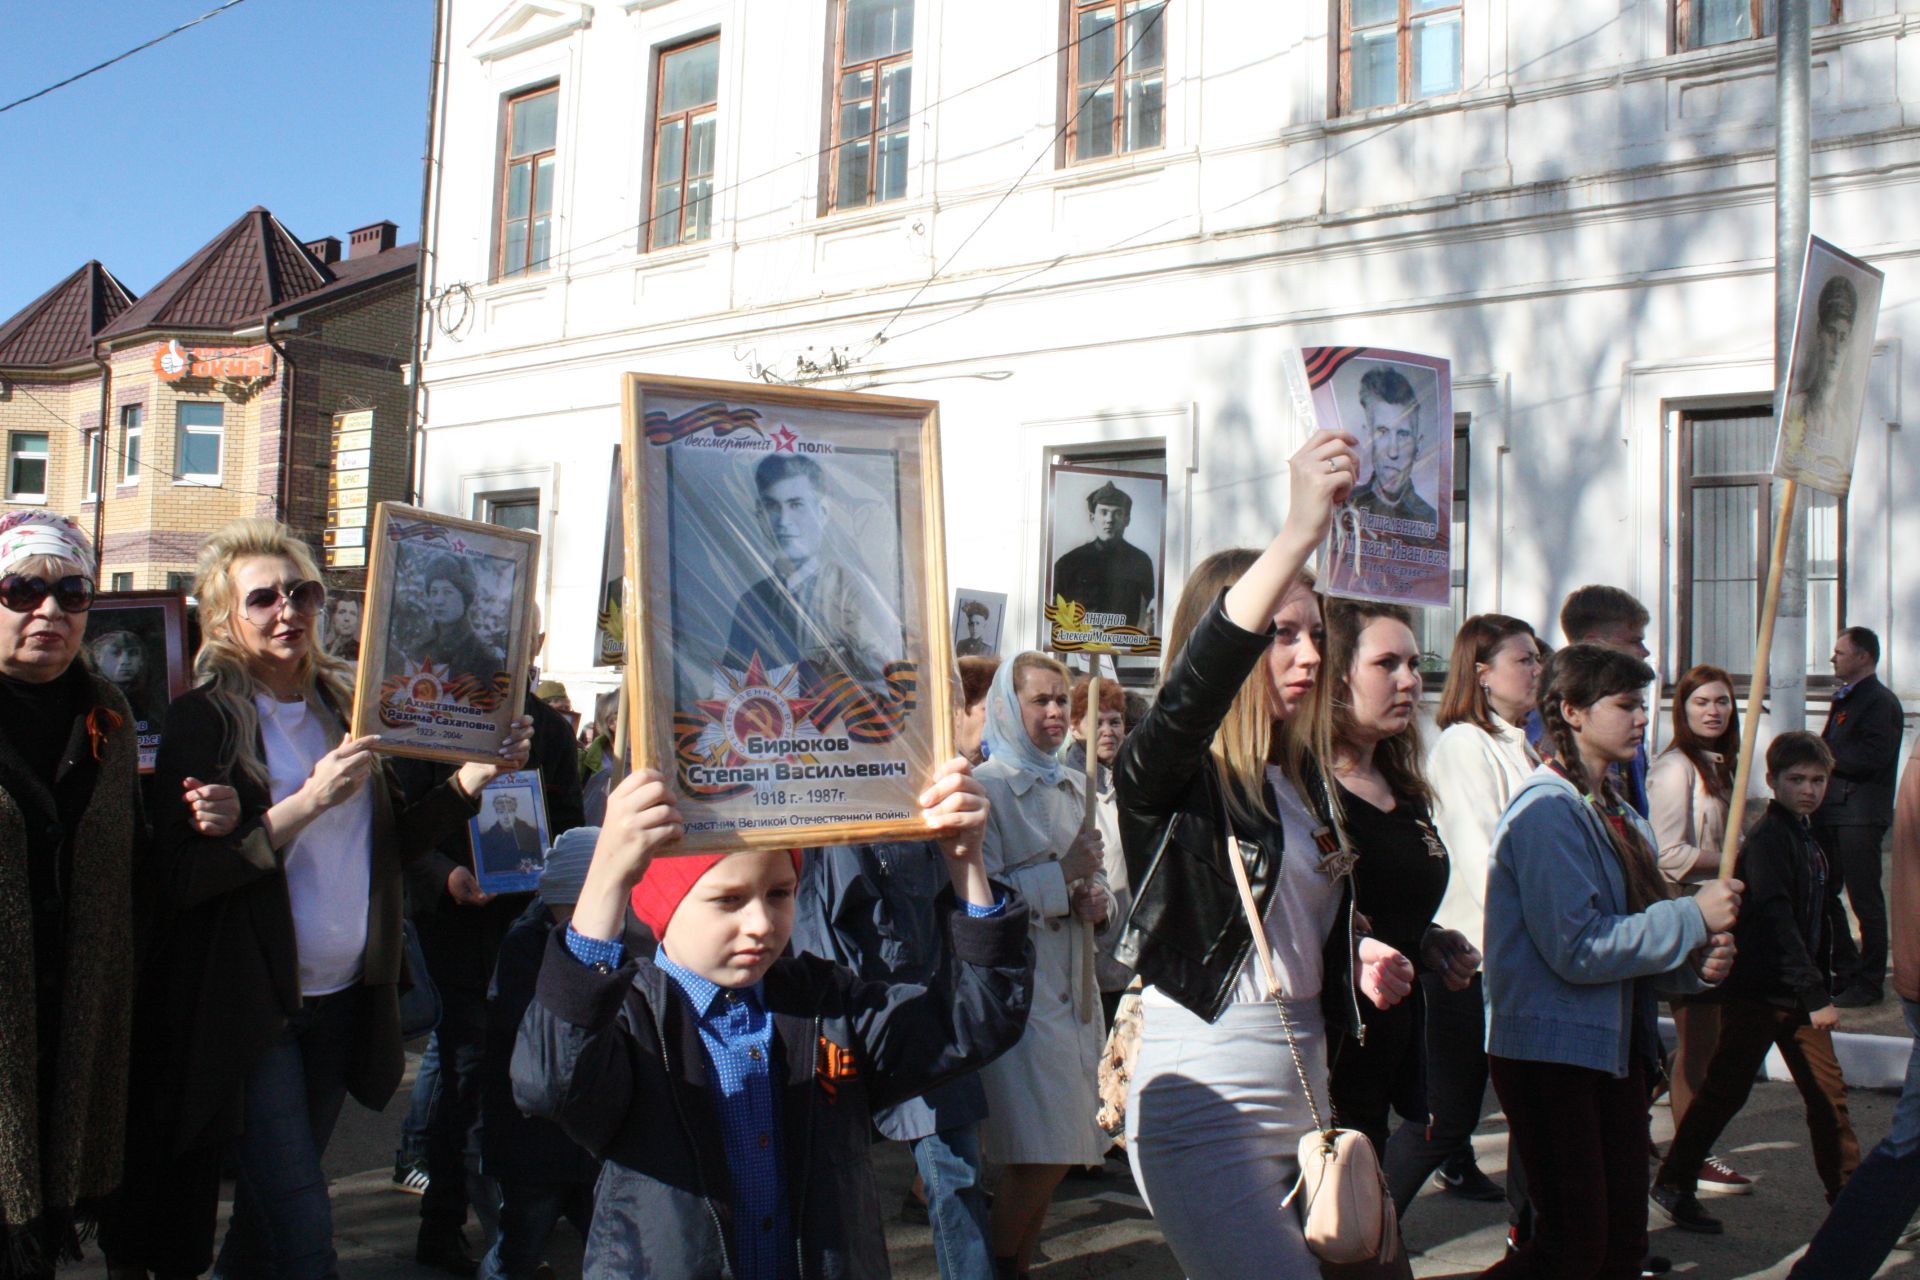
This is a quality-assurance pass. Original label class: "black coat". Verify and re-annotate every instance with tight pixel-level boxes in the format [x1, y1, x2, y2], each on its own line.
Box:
[399, 691, 584, 991]
[1817, 673, 1904, 827]
[1712, 802, 1833, 1012]
[511, 893, 1033, 1279]
[1111, 593, 1361, 1032]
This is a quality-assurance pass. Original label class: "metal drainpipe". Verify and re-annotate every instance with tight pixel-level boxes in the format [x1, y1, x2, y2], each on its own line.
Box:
[91, 346, 111, 580]
[265, 311, 296, 527]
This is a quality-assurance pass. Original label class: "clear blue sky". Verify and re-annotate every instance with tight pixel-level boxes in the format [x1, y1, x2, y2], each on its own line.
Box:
[0, 0, 433, 319]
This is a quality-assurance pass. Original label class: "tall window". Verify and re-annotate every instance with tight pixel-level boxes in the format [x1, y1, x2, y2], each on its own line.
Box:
[830, 0, 914, 211]
[119, 405, 142, 483]
[176, 403, 224, 483]
[1340, 0, 1463, 113]
[7, 433, 48, 503]
[1418, 417, 1471, 684]
[110, 572, 132, 592]
[1674, 0, 1842, 51]
[1066, 0, 1166, 163]
[1680, 407, 1845, 681]
[83, 430, 102, 502]
[649, 37, 720, 250]
[498, 84, 558, 279]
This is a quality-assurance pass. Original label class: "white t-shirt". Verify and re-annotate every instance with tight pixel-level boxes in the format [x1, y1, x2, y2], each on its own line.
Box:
[256, 694, 374, 996]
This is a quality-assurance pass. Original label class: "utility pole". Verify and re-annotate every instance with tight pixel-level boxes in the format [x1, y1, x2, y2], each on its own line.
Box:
[1768, 0, 1812, 735]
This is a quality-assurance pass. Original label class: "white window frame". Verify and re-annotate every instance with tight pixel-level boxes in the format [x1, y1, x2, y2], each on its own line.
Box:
[83, 429, 101, 503]
[120, 405, 142, 485]
[7, 432, 49, 504]
[110, 572, 133, 592]
[175, 402, 225, 485]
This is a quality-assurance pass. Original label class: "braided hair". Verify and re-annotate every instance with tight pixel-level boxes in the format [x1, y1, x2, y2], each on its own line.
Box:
[1537, 643, 1672, 913]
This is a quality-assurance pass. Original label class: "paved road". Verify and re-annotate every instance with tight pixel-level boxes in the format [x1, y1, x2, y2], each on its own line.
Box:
[79, 1056, 1914, 1278]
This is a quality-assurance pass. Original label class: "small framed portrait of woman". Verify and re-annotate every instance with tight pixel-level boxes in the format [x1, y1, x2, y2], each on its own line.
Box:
[84, 591, 190, 772]
[621, 373, 955, 853]
[351, 503, 540, 765]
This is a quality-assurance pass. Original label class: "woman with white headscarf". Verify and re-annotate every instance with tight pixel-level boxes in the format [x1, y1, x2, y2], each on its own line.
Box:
[0, 512, 237, 1280]
[974, 651, 1114, 1278]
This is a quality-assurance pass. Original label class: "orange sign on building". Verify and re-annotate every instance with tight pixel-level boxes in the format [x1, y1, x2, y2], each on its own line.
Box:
[152, 338, 277, 383]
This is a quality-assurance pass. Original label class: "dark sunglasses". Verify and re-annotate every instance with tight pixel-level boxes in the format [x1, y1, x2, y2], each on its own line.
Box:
[0, 574, 95, 614]
[243, 580, 326, 619]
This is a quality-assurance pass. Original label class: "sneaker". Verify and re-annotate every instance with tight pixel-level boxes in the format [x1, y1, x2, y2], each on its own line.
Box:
[1695, 1154, 1753, 1196]
[1650, 1183, 1723, 1234]
[1431, 1163, 1506, 1202]
[1641, 1255, 1673, 1277]
[390, 1158, 429, 1196]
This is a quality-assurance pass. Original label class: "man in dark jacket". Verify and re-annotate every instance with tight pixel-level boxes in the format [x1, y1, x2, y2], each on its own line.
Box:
[1818, 626, 1905, 1006]
[397, 684, 584, 1272]
[792, 841, 995, 1278]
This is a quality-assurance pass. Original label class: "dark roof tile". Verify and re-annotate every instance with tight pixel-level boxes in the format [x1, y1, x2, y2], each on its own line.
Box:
[99, 207, 330, 340]
[0, 261, 135, 369]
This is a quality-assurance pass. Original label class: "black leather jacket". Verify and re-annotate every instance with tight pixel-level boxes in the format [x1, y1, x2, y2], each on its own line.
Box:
[1112, 593, 1363, 1036]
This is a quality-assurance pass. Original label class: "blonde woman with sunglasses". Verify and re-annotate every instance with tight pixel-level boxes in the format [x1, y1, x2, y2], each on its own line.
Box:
[117, 519, 531, 1279]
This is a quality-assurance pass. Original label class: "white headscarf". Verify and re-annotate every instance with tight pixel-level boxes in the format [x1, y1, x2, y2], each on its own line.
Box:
[0, 511, 93, 577]
[982, 653, 1065, 786]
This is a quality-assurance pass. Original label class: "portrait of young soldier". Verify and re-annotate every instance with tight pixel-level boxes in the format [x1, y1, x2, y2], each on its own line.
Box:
[955, 599, 993, 657]
[1051, 480, 1157, 630]
[1783, 275, 1860, 475]
[1348, 366, 1438, 527]
[722, 453, 901, 686]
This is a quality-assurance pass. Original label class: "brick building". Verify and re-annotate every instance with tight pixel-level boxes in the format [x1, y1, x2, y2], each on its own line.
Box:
[0, 206, 417, 591]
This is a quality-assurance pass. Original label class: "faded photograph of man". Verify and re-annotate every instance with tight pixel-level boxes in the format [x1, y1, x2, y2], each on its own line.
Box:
[1783, 275, 1860, 475]
[955, 599, 993, 657]
[1051, 481, 1156, 630]
[1348, 366, 1438, 527]
[723, 453, 900, 685]
[477, 791, 543, 876]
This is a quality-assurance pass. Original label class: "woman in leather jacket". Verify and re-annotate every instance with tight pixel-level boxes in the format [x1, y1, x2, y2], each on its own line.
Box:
[1112, 430, 1416, 1279]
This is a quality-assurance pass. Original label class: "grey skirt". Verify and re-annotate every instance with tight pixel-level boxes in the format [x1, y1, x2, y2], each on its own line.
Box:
[1126, 993, 1330, 1280]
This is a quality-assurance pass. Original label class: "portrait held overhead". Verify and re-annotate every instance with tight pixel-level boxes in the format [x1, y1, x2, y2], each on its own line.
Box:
[350, 503, 541, 765]
[621, 374, 954, 852]
[466, 769, 551, 894]
[1772, 235, 1886, 497]
[82, 591, 189, 772]
[1286, 346, 1454, 609]
[1044, 464, 1166, 656]
[953, 588, 1007, 658]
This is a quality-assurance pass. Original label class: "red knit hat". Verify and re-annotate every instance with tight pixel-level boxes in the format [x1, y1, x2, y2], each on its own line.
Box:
[629, 849, 804, 939]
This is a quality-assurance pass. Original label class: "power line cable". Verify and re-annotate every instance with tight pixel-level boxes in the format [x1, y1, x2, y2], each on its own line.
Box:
[0, 0, 254, 115]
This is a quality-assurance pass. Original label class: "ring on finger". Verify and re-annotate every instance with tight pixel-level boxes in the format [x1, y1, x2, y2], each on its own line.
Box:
[1326, 457, 1340, 473]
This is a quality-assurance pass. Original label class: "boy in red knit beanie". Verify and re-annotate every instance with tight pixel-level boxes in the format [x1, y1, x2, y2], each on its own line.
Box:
[511, 758, 1034, 1279]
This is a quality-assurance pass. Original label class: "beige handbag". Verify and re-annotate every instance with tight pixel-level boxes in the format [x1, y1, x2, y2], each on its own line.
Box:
[1221, 798, 1399, 1268]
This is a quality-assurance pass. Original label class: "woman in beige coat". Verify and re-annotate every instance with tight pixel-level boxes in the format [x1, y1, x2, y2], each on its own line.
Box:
[1647, 662, 1749, 1195]
[976, 652, 1115, 1277]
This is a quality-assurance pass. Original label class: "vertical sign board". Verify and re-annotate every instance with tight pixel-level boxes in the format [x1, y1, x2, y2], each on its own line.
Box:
[326, 409, 375, 570]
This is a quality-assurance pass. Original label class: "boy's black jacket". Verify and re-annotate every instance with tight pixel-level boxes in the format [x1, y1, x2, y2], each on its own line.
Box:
[511, 889, 1033, 1279]
[1711, 800, 1832, 1013]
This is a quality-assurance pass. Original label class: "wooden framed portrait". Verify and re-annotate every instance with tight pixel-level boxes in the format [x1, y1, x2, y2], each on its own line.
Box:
[467, 769, 551, 895]
[952, 589, 1007, 658]
[350, 502, 540, 765]
[84, 591, 190, 773]
[621, 374, 954, 853]
[1043, 464, 1167, 656]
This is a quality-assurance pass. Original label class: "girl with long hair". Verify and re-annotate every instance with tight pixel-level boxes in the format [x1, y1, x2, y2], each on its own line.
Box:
[1112, 431, 1416, 1279]
[132, 519, 531, 1277]
[1384, 614, 1540, 1210]
[1481, 645, 1742, 1279]
[1293, 600, 1479, 1218]
[1648, 663, 1751, 1193]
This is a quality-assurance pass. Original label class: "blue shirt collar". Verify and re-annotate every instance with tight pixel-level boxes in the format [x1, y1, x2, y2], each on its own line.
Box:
[656, 949, 764, 1019]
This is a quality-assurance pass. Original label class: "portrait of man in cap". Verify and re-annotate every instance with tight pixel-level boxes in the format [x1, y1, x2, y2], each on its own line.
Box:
[1783, 275, 1861, 475]
[476, 789, 544, 877]
[723, 452, 901, 686]
[1348, 366, 1438, 528]
[955, 598, 993, 657]
[1051, 479, 1157, 630]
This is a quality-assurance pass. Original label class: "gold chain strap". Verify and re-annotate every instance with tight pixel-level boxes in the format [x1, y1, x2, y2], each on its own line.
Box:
[1220, 786, 1329, 1136]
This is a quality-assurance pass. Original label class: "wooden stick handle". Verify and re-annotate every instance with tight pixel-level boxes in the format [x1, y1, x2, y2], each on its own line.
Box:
[1720, 478, 1799, 879]
[1077, 670, 1103, 1024]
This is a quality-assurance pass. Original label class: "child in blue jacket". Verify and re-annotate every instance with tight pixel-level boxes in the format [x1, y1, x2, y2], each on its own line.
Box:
[510, 760, 1032, 1279]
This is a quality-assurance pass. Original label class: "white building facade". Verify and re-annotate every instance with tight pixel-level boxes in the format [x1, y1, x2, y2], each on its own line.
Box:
[415, 0, 1920, 725]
